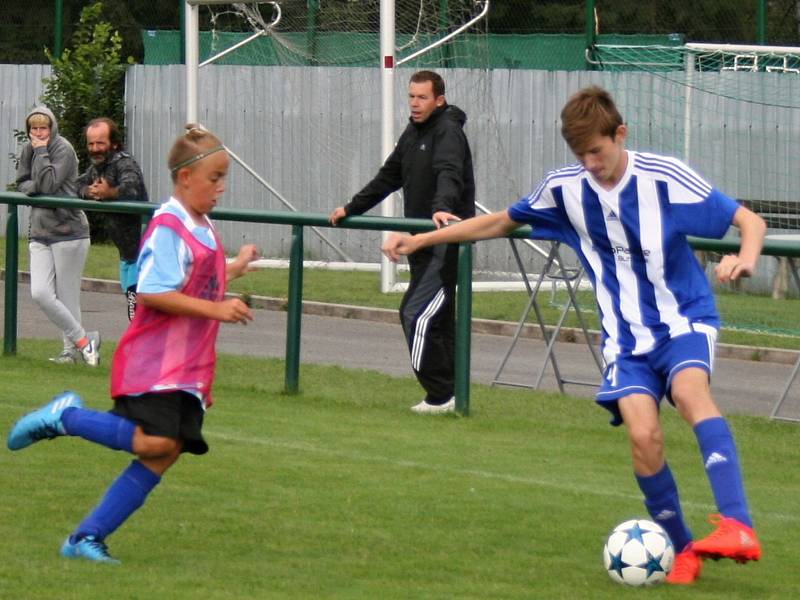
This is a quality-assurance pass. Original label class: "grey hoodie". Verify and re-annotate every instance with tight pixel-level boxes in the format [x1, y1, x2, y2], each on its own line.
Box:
[15, 106, 89, 244]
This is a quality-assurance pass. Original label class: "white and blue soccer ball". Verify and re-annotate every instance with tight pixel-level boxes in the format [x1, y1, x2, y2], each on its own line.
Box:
[603, 519, 674, 586]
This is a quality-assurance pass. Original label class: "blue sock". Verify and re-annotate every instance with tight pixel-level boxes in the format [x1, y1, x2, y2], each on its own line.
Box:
[71, 460, 161, 543]
[636, 463, 693, 552]
[61, 407, 135, 453]
[694, 417, 752, 527]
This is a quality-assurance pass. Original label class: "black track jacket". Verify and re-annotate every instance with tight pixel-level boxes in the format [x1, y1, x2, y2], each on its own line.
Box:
[344, 104, 475, 220]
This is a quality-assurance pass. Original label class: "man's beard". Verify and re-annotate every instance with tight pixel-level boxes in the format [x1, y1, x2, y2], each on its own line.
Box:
[90, 152, 111, 166]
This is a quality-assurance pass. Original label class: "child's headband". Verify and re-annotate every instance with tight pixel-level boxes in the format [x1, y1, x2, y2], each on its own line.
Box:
[170, 145, 225, 173]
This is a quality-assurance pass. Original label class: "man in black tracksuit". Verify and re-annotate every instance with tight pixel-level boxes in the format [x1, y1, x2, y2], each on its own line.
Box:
[329, 70, 475, 413]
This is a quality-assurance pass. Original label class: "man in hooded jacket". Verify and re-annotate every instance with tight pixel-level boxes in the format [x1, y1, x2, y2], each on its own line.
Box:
[329, 70, 476, 413]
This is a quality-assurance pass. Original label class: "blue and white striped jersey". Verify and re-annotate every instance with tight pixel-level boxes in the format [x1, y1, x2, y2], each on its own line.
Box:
[507, 150, 740, 364]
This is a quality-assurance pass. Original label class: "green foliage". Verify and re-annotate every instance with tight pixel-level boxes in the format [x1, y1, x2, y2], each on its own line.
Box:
[41, 2, 130, 170]
[5, 129, 29, 191]
[39, 1, 133, 243]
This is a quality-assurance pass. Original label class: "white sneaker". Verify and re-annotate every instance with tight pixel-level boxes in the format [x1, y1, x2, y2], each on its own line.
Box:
[410, 397, 455, 414]
[80, 331, 101, 367]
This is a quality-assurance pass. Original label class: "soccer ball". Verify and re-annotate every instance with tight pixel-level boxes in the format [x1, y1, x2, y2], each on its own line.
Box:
[603, 519, 674, 586]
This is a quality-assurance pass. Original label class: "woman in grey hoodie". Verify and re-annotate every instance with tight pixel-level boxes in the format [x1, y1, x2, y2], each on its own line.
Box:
[15, 107, 100, 366]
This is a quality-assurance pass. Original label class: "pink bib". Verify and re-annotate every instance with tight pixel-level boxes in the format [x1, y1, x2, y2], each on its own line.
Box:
[111, 213, 226, 408]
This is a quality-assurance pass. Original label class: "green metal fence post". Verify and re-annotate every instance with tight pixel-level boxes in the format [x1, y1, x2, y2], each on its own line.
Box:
[4, 205, 19, 355]
[306, 0, 319, 65]
[179, 0, 186, 64]
[454, 241, 473, 416]
[284, 224, 304, 394]
[757, 0, 767, 44]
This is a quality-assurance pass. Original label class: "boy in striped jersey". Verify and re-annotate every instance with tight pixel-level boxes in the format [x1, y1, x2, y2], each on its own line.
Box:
[382, 86, 766, 584]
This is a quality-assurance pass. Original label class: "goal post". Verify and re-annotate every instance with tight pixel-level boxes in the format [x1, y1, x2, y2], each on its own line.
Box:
[181, 1, 505, 293]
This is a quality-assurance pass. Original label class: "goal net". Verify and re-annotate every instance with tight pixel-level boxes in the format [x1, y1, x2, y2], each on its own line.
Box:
[591, 42, 800, 233]
[591, 42, 800, 334]
[183, 1, 551, 292]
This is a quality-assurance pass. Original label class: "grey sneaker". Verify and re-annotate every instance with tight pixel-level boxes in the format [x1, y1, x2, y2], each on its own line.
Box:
[80, 331, 101, 367]
[49, 348, 78, 364]
[410, 397, 455, 414]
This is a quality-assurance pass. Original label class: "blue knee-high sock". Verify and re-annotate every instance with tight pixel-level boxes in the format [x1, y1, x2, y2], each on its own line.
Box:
[694, 417, 752, 527]
[61, 407, 135, 453]
[636, 463, 693, 552]
[71, 460, 161, 543]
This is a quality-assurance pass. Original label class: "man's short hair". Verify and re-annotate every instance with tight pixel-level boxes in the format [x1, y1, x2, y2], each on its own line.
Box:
[86, 117, 125, 151]
[409, 70, 445, 97]
[560, 86, 624, 153]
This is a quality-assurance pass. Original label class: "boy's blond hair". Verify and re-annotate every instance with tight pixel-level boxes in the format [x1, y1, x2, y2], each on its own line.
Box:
[560, 86, 624, 153]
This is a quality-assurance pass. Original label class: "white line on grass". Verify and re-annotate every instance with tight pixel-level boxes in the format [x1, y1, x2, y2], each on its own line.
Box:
[205, 428, 798, 524]
[1, 401, 791, 523]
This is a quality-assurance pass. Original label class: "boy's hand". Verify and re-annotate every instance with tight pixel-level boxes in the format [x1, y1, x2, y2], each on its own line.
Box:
[227, 244, 260, 281]
[237, 243, 260, 268]
[216, 298, 253, 324]
[715, 254, 755, 283]
[382, 232, 416, 262]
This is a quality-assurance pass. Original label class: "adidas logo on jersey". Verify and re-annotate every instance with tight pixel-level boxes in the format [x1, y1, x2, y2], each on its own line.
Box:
[419, 143, 426, 151]
[705, 452, 728, 469]
[606, 210, 618, 221]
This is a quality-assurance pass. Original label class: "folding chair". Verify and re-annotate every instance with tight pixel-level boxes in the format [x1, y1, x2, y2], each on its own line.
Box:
[492, 240, 604, 393]
[770, 353, 800, 422]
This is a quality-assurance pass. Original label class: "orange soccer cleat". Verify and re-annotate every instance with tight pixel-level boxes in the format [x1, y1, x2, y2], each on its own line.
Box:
[692, 514, 762, 563]
[666, 544, 703, 585]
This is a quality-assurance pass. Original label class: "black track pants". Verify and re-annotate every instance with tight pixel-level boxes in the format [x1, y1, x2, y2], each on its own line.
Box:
[399, 243, 459, 403]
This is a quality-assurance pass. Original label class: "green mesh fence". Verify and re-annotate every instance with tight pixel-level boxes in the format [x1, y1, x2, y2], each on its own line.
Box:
[140, 30, 681, 69]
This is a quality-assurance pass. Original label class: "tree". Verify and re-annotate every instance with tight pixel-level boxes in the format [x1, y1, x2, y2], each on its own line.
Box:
[40, 1, 132, 242]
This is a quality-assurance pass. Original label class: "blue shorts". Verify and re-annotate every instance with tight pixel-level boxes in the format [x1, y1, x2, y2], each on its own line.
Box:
[596, 324, 717, 426]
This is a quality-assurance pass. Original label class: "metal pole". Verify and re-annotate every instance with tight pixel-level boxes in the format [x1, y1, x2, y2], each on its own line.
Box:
[4, 206, 19, 355]
[585, 0, 596, 68]
[683, 52, 695, 162]
[179, 0, 186, 64]
[757, 0, 767, 44]
[380, 0, 398, 293]
[306, 0, 319, 65]
[439, 0, 451, 68]
[54, 0, 64, 59]
[185, 1, 199, 124]
[284, 224, 304, 394]
[454, 242, 472, 415]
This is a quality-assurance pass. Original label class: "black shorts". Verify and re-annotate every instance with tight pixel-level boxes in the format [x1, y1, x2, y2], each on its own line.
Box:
[111, 391, 209, 455]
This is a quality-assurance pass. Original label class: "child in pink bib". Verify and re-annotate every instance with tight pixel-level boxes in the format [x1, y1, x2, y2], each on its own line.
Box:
[7, 125, 259, 564]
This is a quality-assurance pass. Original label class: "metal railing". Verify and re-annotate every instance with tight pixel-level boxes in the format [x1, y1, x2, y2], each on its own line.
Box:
[4, 192, 800, 416]
[2, 193, 530, 415]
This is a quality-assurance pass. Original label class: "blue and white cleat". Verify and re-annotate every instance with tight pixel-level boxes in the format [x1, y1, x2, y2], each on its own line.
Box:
[6, 391, 83, 451]
[60, 536, 121, 565]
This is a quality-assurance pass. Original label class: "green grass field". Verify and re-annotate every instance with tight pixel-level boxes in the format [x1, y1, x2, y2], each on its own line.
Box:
[1, 341, 797, 599]
[2, 239, 799, 350]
